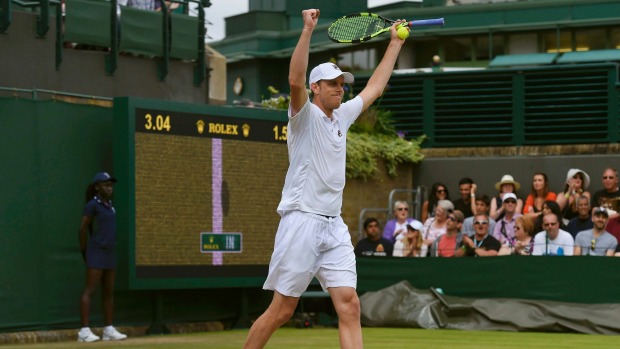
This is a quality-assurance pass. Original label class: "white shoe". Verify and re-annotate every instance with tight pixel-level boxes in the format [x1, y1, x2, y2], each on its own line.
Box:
[102, 326, 127, 341]
[77, 328, 100, 342]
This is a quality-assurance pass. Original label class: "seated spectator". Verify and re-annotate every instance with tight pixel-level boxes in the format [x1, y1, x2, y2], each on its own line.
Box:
[355, 218, 393, 257]
[532, 200, 568, 234]
[489, 174, 523, 220]
[452, 177, 474, 218]
[462, 194, 496, 237]
[382, 200, 421, 243]
[491, 193, 521, 247]
[393, 221, 427, 257]
[591, 167, 620, 209]
[566, 195, 593, 239]
[532, 213, 574, 256]
[574, 207, 617, 256]
[499, 216, 536, 256]
[430, 209, 464, 257]
[456, 213, 501, 257]
[127, 0, 155, 10]
[423, 200, 453, 247]
[556, 169, 591, 223]
[606, 204, 620, 243]
[421, 182, 450, 223]
[524, 172, 556, 218]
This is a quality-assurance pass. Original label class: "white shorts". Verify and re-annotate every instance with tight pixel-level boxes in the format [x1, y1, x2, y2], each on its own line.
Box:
[263, 210, 357, 297]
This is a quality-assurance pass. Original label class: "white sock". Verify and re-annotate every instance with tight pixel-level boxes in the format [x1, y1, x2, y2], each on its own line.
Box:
[80, 327, 90, 333]
[105, 325, 114, 332]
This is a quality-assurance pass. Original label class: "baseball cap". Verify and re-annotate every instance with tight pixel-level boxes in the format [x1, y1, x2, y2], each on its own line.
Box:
[594, 207, 609, 217]
[309, 63, 354, 84]
[92, 172, 117, 184]
[406, 221, 424, 231]
[502, 193, 518, 202]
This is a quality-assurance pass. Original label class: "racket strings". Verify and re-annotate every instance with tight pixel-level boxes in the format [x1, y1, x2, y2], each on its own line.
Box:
[328, 16, 386, 42]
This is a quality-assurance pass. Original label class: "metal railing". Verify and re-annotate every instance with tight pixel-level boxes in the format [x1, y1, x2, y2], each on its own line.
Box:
[357, 186, 426, 241]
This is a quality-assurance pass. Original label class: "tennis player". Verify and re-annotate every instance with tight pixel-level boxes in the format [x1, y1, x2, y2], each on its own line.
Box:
[243, 9, 406, 349]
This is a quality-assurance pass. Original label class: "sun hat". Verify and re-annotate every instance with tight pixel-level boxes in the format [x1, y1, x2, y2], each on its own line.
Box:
[495, 174, 520, 191]
[565, 168, 590, 189]
[309, 63, 354, 84]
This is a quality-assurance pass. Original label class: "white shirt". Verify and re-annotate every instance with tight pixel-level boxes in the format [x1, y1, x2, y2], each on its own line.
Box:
[394, 221, 409, 241]
[532, 229, 574, 256]
[393, 240, 428, 257]
[277, 96, 363, 216]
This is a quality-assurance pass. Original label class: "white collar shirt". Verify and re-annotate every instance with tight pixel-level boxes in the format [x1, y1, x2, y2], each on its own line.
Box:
[277, 96, 363, 216]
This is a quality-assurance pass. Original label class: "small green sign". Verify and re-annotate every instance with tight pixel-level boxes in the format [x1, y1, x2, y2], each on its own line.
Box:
[200, 233, 242, 253]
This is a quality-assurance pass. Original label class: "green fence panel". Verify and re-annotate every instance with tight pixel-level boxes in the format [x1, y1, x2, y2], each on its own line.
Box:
[523, 67, 610, 144]
[357, 255, 620, 304]
[119, 6, 163, 57]
[0, 0, 12, 33]
[358, 63, 619, 148]
[0, 98, 113, 331]
[64, 0, 111, 47]
[433, 74, 514, 146]
[170, 12, 198, 60]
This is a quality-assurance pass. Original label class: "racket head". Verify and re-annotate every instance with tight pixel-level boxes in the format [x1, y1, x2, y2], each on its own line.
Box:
[328, 13, 393, 44]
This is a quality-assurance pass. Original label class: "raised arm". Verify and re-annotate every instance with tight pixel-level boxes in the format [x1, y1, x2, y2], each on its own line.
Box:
[470, 183, 478, 216]
[289, 9, 319, 117]
[490, 197, 501, 220]
[358, 22, 407, 111]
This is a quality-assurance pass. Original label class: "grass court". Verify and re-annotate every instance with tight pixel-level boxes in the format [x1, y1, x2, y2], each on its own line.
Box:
[4, 327, 620, 349]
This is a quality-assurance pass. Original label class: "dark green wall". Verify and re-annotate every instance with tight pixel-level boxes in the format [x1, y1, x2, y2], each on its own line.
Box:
[2, 96, 620, 334]
[0, 98, 272, 333]
[0, 98, 113, 331]
[358, 256, 620, 304]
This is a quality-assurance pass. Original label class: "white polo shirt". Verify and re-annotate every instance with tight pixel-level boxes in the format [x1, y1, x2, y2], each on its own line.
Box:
[277, 96, 364, 216]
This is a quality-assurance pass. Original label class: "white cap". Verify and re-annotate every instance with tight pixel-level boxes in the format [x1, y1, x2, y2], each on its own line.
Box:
[309, 63, 354, 84]
[406, 220, 424, 231]
[502, 193, 518, 202]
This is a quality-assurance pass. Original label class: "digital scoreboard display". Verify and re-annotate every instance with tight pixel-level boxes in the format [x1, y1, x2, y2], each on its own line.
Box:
[114, 98, 289, 289]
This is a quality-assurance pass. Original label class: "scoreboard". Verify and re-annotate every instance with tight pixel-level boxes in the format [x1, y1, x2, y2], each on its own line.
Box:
[113, 98, 289, 289]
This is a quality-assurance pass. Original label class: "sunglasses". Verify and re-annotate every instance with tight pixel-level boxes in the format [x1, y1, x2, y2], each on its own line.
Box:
[397, 207, 409, 211]
[474, 221, 489, 225]
[447, 216, 458, 222]
[504, 199, 517, 204]
[543, 222, 558, 227]
[591, 239, 596, 251]
[603, 176, 615, 179]
[436, 189, 446, 193]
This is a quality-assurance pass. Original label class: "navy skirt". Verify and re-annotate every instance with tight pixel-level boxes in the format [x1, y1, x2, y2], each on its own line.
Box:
[86, 243, 116, 270]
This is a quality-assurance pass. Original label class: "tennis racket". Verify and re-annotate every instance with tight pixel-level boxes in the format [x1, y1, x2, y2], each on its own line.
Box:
[328, 12, 444, 44]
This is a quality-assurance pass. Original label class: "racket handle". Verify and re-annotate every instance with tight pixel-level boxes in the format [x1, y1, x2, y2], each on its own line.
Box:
[408, 18, 445, 27]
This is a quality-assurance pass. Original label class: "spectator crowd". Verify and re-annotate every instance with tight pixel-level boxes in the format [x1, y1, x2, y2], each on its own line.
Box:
[355, 168, 620, 258]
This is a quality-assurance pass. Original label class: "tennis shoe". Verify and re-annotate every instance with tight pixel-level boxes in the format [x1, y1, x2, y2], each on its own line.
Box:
[77, 328, 100, 342]
[102, 326, 127, 341]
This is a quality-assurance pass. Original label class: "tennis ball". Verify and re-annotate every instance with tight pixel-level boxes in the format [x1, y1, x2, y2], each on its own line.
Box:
[397, 26, 409, 40]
